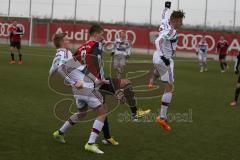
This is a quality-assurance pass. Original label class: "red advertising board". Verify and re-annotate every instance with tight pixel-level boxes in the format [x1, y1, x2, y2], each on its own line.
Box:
[0, 20, 30, 41]
[0, 20, 239, 55]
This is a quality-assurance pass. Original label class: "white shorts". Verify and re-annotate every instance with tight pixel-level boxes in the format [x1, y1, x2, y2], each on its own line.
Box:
[154, 59, 174, 84]
[75, 89, 103, 110]
[198, 52, 207, 62]
[113, 54, 126, 68]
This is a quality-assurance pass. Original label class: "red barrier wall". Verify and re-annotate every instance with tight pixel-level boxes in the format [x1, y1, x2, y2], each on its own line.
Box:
[1, 20, 239, 55]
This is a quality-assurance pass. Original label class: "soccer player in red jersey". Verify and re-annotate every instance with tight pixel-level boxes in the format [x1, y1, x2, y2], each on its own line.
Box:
[8, 21, 24, 64]
[75, 24, 150, 145]
[216, 36, 229, 72]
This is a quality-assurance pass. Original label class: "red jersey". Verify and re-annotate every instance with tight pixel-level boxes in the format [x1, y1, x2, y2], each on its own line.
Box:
[217, 40, 229, 55]
[75, 41, 103, 79]
[8, 25, 23, 42]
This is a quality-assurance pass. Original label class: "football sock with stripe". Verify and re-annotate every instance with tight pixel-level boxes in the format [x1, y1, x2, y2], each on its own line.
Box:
[88, 119, 104, 144]
[160, 92, 172, 119]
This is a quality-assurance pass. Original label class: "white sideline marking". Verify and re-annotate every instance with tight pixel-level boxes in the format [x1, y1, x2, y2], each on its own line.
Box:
[3, 52, 201, 63]
[2, 51, 208, 63]
[127, 70, 150, 79]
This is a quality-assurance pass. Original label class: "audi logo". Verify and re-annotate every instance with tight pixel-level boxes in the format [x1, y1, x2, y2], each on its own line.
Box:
[149, 32, 216, 51]
[104, 29, 136, 44]
[0, 22, 25, 37]
[177, 34, 215, 50]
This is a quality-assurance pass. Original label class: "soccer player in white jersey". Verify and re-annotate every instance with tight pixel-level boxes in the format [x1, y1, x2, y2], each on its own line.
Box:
[111, 31, 132, 79]
[159, 1, 172, 32]
[50, 33, 107, 154]
[149, 1, 172, 88]
[196, 36, 208, 72]
[152, 10, 185, 131]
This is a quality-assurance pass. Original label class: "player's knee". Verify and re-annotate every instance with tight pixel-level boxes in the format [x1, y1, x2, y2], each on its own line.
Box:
[153, 69, 160, 77]
[78, 107, 88, 117]
[120, 79, 132, 88]
[96, 105, 107, 119]
[68, 112, 85, 125]
[165, 83, 174, 93]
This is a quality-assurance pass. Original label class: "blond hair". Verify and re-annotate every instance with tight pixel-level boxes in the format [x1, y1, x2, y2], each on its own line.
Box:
[53, 32, 67, 48]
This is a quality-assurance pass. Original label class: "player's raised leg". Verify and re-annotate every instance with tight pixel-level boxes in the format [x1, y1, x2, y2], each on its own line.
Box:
[115, 79, 151, 120]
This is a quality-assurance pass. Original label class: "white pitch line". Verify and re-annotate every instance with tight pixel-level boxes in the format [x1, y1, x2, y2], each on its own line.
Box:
[1, 50, 206, 63]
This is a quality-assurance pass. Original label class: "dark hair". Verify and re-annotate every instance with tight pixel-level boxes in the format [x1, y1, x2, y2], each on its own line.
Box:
[165, 1, 171, 9]
[170, 10, 185, 21]
[53, 32, 67, 48]
[89, 24, 104, 35]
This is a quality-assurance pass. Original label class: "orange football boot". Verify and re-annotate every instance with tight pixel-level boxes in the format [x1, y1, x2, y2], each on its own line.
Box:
[18, 61, 23, 64]
[156, 116, 172, 131]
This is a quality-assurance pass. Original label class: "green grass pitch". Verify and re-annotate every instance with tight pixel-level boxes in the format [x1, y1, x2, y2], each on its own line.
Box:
[0, 44, 240, 160]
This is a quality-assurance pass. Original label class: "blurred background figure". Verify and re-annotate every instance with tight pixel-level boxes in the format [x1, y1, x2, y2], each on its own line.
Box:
[111, 31, 132, 79]
[8, 20, 24, 64]
[196, 36, 208, 72]
[216, 36, 229, 73]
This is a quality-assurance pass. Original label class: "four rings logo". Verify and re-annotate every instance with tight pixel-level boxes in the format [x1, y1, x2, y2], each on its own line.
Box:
[54, 27, 137, 45]
[104, 29, 136, 44]
[177, 34, 215, 50]
[0, 23, 25, 37]
[149, 31, 216, 51]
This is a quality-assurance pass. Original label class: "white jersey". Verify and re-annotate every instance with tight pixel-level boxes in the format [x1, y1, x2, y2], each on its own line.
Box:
[159, 8, 171, 31]
[197, 42, 208, 54]
[112, 38, 132, 56]
[154, 26, 178, 61]
[49, 48, 94, 92]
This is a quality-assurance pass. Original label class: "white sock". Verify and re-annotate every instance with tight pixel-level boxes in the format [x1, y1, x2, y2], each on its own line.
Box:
[59, 121, 71, 134]
[160, 92, 172, 119]
[88, 119, 104, 144]
[160, 105, 168, 119]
